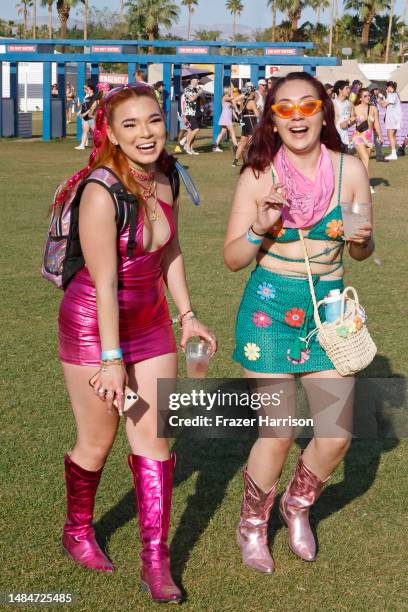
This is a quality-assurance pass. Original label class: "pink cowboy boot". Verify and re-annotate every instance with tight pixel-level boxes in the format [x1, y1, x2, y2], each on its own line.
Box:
[280, 452, 328, 562]
[128, 453, 182, 604]
[62, 454, 113, 572]
[236, 467, 278, 573]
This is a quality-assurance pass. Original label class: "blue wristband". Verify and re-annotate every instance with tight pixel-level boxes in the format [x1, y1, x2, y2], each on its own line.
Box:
[246, 228, 263, 245]
[101, 348, 123, 360]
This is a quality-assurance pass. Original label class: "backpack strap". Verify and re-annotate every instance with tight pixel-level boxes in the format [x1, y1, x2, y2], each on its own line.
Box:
[167, 162, 180, 202]
[85, 167, 139, 258]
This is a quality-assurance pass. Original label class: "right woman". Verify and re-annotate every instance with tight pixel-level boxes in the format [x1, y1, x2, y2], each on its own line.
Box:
[351, 88, 382, 194]
[224, 73, 374, 573]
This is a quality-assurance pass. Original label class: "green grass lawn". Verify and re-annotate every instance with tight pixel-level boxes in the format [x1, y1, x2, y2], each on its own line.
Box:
[1, 131, 407, 611]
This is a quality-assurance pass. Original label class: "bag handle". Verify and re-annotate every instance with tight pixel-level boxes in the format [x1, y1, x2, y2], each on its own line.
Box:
[298, 229, 325, 332]
[340, 286, 360, 323]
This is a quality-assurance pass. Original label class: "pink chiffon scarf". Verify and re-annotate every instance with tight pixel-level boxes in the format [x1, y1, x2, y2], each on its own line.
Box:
[273, 143, 335, 229]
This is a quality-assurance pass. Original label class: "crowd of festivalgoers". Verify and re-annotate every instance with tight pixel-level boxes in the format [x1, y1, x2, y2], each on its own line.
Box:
[60, 71, 404, 191]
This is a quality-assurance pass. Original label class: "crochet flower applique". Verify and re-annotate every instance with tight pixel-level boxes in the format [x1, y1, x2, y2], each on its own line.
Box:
[244, 342, 261, 361]
[252, 311, 272, 328]
[326, 219, 344, 239]
[257, 282, 276, 301]
[284, 307, 305, 328]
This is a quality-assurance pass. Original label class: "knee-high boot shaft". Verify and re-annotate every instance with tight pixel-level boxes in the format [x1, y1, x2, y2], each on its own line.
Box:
[280, 452, 327, 562]
[62, 454, 113, 572]
[128, 453, 182, 604]
[237, 467, 278, 573]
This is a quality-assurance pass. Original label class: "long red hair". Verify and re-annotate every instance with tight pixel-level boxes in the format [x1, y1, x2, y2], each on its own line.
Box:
[243, 72, 342, 176]
[54, 86, 173, 208]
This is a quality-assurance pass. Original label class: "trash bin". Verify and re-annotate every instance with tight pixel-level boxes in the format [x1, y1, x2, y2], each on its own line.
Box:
[51, 98, 64, 138]
[1, 98, 16, 137]
[18, 112, 32, 138]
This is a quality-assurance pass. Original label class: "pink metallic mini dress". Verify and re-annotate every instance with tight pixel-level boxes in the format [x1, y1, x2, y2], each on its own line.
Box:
[58, 199, 177, 366]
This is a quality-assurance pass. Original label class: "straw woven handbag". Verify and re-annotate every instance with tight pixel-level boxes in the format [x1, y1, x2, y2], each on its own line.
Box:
[299, 229, 377, 377]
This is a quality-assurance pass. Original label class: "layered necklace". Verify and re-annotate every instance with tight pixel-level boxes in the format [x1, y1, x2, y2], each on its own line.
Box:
[128, 164, 159, 221]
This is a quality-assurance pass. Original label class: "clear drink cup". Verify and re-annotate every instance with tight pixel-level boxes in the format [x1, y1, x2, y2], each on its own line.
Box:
[185, 339, 211, 378]
[341, 202, 370, 240]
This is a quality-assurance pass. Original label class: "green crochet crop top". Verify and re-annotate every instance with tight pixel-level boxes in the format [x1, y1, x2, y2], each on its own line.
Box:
[259, 153, 345, 276]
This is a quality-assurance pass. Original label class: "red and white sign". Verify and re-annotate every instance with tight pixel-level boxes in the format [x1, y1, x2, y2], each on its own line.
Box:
[7, 44, 37, 53]
[177, 46, 209, 55]
[99, 73, 128, 85]
[265, 48, 298, 56]
[91, 45, 121, 53]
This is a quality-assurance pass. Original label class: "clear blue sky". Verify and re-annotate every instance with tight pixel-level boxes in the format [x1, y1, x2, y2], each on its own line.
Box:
[0, 0, 404, 29]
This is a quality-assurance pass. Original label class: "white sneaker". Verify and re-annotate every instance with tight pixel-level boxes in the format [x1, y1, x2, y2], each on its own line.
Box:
[385, 152, 397, 160]
[212, 146, 223, 152]
[190, 149, 200, 156]
[75, 144, 85, 150]
[370, 185, 375, 194]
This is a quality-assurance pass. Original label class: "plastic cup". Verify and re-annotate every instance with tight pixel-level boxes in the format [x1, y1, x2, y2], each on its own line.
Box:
[341, 202, 368, 240]
[185, 339, 211, 379]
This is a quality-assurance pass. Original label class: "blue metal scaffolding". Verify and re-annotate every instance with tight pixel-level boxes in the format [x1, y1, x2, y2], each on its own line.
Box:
[0, 39, 339, 142]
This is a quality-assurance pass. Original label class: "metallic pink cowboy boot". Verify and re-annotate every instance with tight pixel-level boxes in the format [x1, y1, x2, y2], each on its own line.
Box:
[128, 453, 182, 604]
[62, 454, 113, 572]
[236, 467, 278, 573]
[280, 453, 328, 562]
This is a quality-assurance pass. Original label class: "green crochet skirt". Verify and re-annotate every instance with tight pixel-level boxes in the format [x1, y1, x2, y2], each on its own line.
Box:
[233, 266, 344, 374]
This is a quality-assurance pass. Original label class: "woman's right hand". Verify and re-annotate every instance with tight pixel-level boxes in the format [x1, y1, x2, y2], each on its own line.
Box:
[254, 183, 288, 234]
[90, 364, 128, 415]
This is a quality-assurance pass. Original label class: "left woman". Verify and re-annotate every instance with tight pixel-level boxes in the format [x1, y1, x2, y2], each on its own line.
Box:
[56, 83, 216, 603]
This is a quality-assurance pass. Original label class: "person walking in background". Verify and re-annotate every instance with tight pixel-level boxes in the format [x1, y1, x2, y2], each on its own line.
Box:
[379, 81, 402, 160]
[232, 83, 260, 167]
[324, 83, 334, 99]
[213, 86, 238, 153]
[369, 87, 387, 162]
[153, 81, 164, 109]
[66, 82, 76, 124]
[333, 80, 353, 153]
[255, 79, 267, 114]
[183, 76, 204, 156]
[75, 81, 98, 151]
[351, 88, 383, 193]
[133, 69, 146, 83]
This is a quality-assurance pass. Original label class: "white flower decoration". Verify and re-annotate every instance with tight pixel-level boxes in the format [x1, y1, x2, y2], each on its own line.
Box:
[244, 342, 261, 361]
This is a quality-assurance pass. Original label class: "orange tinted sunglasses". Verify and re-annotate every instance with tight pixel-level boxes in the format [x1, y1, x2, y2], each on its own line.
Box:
[271, 99, 323, 119]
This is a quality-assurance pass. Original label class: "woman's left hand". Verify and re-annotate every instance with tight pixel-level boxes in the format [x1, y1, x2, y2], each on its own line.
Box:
[347, 221, 372, 246]
[180, 317, 217, 355]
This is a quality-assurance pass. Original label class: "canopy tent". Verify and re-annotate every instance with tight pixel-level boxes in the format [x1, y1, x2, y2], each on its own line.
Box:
[316, 59, 370, 87]
[147, 63, 213, 85]
[390, 63, 408, 101]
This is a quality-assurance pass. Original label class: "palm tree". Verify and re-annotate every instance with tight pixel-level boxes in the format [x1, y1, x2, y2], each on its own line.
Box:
[385, 0, 394, 62]
[344, 0, 390, 56]
[226, 0, 244, 42]
[399, 0, 408, 59]
[266, 0, 277, 41]
[17, 0, 33, 35]
[56, 0, 81, 38]
[40, 0, 54, 38]
[181, 0, 198, 40]
[309, 0, 330, 24]
[275, 0, 306, 40]
[82, 0, 89, 39]
[127, 0, 180, 42]
[32, 0, 37, 37]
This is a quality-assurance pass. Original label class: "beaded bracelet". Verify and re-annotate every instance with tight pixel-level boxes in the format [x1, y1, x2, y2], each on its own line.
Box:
[101, 348, 123, 360]
[101, 358, 124, 372]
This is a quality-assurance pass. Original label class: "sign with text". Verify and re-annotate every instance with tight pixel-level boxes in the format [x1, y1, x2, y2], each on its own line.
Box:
[177, 46, 209, 55]
[91, 45, 121, 54]
[265, 48, 300, 56]
[7, 44, 37, 53]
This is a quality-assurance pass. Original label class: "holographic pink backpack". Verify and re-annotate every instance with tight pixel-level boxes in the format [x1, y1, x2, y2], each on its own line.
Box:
[41, 166, 138, 289]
